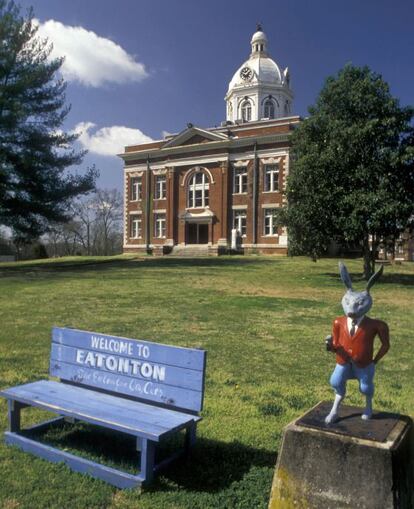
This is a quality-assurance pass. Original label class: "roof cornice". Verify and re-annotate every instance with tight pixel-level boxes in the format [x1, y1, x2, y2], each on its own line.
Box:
[119, 132, 292, 163]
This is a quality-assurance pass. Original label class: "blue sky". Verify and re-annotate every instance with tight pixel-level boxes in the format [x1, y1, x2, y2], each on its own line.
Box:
[18, 0, 414, 191]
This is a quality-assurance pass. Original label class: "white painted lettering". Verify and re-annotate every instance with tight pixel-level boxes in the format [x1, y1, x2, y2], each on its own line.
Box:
[130, 359, 141, 375]
[95, 353, 105, 368]
[119, 342, 132, 355]
[84, 351, 96, 367]
[141, 362, 153, 378]
[129, 379, 143, 393]
[154, 387, 163, 397]
[91, 336, 100, 349]
[136, 344, 150, 358]
[105, 356, 117, 371]
[118, 357, 130, 374]
[153, 365, 166, 382]
[90, 335, 134, 356]
[76, 350, 85, 364]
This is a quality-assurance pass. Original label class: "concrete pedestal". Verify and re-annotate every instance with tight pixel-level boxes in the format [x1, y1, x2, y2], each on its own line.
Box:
[269, 402, 414, 509]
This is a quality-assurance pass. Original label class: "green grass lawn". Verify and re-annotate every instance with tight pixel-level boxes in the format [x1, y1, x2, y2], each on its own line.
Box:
[0, 255, 413, 509]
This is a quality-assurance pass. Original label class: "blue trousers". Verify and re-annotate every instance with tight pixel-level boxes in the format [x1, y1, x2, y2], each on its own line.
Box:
[330, 362, 375, 398]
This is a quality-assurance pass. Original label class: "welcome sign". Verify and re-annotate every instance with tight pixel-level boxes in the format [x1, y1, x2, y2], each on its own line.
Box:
[50, 327, 205, 411]
[76, 335, 166, 382]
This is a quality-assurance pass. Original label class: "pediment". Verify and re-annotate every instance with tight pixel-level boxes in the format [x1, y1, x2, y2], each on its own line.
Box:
[163, 126, 228, 148]
[179, 209, 215, 223]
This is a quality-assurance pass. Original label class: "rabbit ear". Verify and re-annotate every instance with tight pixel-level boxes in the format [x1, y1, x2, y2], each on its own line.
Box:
[339, 261, 353, 290]
[366, 265, 384, 292]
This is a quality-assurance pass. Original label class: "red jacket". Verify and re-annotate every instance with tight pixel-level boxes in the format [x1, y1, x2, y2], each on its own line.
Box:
[332, 316, 390, 368]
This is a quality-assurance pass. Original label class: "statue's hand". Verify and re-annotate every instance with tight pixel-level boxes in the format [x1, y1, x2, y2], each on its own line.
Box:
[325, 334, 334, 352]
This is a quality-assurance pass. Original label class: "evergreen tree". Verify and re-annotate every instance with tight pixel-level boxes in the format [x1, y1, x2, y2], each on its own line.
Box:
[280, 64, 414, 278]
[0, 0, 97, 241]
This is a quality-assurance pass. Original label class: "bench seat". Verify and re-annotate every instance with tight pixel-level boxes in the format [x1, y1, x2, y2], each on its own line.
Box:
[1, 380, 201, 441]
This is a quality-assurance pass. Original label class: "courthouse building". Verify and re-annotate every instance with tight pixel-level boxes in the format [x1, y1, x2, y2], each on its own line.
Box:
[120, 26, 300, 255]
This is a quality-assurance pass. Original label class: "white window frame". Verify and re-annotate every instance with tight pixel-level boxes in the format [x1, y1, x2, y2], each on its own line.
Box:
[130, 215, 142, 239]
[233, 167, 248, 194]
[155, 175, 166, 200]
[154, 213, 166, 238]
[233, 210, 247, 237]
[241, 100, 252, 122]
[188, 172, 209, 208]
[264, 164, 279, 192]
[263, 209, 278, 237]
[130, 177, 142, 201]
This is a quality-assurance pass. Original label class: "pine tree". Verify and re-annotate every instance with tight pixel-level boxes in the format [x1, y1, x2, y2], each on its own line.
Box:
[0, 0, 97, 240]
[279, 64, 414, 278]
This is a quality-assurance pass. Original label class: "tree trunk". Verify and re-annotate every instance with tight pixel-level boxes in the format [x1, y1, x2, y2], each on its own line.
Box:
[86, 223, 90, 256]
[362, 234, 375, 280]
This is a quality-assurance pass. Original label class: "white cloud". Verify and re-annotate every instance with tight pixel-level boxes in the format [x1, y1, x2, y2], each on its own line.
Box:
[75, 122, 153, 156]
[36, 19, 148, 87]
[162, 130, 174, 139]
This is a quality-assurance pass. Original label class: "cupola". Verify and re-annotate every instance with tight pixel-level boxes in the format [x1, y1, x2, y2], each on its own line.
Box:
[225, 25, 293, 123]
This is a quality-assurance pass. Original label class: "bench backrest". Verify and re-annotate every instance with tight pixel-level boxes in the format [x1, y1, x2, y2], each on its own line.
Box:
[50, 327, 207, 413]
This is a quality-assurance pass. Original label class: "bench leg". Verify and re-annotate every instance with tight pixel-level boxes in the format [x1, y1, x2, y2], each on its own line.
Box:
[8, 400, 22, 432]
[185, 421, 197, 453]
[140, 438, 155, 484]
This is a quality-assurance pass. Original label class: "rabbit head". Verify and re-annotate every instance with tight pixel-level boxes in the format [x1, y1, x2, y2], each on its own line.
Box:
[339, 262, 383, 319]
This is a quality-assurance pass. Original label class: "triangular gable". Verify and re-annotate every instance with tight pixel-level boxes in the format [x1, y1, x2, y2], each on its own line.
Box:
[163, 126, 228, 148]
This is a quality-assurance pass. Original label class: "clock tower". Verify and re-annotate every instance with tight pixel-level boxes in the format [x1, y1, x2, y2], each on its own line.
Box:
[225, 25, 293, 123]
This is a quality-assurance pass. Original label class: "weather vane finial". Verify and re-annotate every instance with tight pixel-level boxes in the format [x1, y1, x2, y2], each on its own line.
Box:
[256, 22, 263, 32]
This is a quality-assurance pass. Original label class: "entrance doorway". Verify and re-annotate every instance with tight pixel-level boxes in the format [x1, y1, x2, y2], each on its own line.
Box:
[187, 223, 209, 244]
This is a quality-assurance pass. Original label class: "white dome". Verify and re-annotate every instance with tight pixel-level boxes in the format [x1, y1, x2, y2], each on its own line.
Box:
[227, 56, 283, 93]
[251, 30, 267, 44]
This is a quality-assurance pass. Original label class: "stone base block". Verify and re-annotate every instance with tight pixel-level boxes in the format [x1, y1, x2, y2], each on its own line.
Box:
[269, 402, 414, 509]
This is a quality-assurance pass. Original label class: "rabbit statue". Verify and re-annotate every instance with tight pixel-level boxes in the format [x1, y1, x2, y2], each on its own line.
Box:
[325, 262, 390, 424]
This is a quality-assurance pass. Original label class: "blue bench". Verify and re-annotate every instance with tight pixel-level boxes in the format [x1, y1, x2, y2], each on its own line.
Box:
[0, 327, 207, 488]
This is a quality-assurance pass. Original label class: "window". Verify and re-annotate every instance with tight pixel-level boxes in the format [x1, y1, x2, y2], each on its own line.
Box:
[154, 214, 166, 238]
[188, 171, 209, 208]
[233, 210, 247, 237]
[233, 167, 247, 194]
[264, 209, 278, 236]
[264, 164, 279, 192]
[130, 216, 142, 238]
[155, 175, 166, 200]
[264, 99, 275, 119]
[241, 100, 252, 122]
[130, 177, 142, 201]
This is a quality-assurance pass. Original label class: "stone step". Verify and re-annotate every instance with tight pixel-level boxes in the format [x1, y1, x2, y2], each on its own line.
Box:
[170, 245, 211, 257]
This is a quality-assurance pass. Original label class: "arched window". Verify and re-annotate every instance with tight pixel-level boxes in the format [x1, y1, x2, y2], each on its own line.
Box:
[264, 99, 275, 119]
[284, 100, 290, 116]
[241, 100, 252, 122]
[188, 171, 209, 208]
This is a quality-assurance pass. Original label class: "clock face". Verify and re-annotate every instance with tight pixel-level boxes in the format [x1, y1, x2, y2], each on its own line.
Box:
[240, 67, 253, 81]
